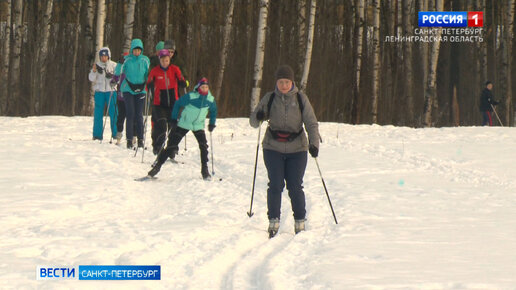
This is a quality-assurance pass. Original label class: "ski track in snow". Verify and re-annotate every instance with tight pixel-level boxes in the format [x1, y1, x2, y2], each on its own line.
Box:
[1, 117, 516, 289]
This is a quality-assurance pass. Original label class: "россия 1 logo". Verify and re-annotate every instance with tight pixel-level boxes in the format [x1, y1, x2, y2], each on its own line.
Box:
[419, 11, 483, 27]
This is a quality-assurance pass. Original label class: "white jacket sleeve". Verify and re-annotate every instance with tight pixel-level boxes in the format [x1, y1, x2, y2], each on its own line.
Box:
[88, 70, 97, 82]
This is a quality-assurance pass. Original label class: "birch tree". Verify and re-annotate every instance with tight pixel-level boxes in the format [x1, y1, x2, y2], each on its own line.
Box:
[9, 0, 23, 114]
[95, 0, 106, 59]
[351, 0, 365, 124]
[250, 0, 270, 112]
[0, 0, 11, 114]
[123, 0, 137, 53]
[371, 0, 381, 124]
[423, 0, 444, 127]
[297, 0, 307, 74]
[299, 0, 316, 91]
[214, 0, 235, 99]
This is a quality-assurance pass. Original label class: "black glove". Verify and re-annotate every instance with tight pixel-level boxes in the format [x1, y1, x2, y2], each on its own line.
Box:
[308, 144, 319, 158]
[208, 124, 216, 132]
[256, 110, 266, 121]
[105, 72, 113, 79]
[170, 120, 178, 131]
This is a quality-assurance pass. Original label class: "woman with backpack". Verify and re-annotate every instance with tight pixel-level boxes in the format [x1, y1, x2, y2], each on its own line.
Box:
[249, 65, 320, 238]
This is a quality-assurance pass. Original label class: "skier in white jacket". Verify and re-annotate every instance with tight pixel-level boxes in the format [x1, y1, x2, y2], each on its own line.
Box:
[88, 47, 118, 140]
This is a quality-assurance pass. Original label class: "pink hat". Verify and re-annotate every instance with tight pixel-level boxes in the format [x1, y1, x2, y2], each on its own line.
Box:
[158, 49, 170, 58]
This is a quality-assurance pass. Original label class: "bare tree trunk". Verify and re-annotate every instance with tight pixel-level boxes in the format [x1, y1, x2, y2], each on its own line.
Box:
[402, 0, 414, 125]
[33, 0, 54, 115]
[85, 0, 95, 58]
[9, 0, 23, 115]
[297, 0, 307, 74]
[1, 0, 12, 114]
[89, 0, 106, 114]
[299, 0, 316, 91]
[123, 0, 137, 53]
[503, 0, 514, 126]
[71, 0, 82, 116]
[164, 0, 171, 39]
[95, 0, 106, 59]
[250, 0, 270, 112]
[214, 0, 235, 99]
[371, 0, 381, 124]
[423, 0, 443, 127]
[351, 0, 365, 124]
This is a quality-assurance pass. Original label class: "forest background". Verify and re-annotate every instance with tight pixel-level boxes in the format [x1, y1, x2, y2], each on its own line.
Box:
[0, 0, 514, 127]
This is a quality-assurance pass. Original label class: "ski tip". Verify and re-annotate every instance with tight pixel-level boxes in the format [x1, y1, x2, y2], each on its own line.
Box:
[134, 175, 157, 181]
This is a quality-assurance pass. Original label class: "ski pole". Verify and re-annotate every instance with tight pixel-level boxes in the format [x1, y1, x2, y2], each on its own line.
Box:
[490, 104, 504, 127]
[247, 124, 262, 218]
[141, 91, 152, 162]
[134, 92, 151, 158]
[314, 157, 338, 224]
[209, 131, 215, 175]
[101, 90, 115, 144]
[184, 87, 188, 152]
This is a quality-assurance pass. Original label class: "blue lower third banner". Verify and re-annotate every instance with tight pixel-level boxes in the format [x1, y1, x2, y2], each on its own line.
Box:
[79, 265, 161, 280]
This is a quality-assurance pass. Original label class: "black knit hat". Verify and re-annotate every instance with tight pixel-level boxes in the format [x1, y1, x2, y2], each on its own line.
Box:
[163, 39, 176, 50]
[485, 80, 492, 86]
[275, 65, 294, 81]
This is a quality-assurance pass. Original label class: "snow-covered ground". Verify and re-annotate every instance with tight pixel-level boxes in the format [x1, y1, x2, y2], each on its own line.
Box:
[1, 116, 516, 289]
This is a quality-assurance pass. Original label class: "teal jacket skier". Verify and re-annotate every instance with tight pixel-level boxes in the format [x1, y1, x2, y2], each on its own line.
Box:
[147, 78, 218, 180]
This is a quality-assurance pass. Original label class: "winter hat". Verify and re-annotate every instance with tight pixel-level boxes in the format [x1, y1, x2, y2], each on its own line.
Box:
[155, 41, 164, 51]
[275, 65, 294, 81]
[159, 49, 170, 58]
[164, 39, 176, 50]
[197, 77, 209, 87]
[485, 80, 492, 86]
[99, 48, 110, 58]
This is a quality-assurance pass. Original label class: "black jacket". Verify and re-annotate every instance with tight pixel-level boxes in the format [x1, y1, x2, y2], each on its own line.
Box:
[479, 88, 498, 112]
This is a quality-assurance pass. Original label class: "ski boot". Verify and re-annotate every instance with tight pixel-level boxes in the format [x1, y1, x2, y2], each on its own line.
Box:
[268, 218, 280, 238]
[137, 139, 144, 148]
[201, 163, 211, 180]
[127, 139, 133, 149]
[294, 219, 306, 234]
[148, 162, 162, 177]
[115, 132, 123, 145]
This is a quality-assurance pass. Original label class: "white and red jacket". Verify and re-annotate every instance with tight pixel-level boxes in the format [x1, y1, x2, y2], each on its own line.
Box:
[147, 64, 184, 107]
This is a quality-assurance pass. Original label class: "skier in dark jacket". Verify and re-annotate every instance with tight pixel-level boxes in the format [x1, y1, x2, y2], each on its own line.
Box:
[479, 81, 499, 126]
[249, 65, 320, 238]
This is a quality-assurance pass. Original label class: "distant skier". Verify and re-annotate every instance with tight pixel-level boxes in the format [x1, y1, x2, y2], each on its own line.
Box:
[147, 77, 217, 180]
[151, 39, 189, 154]
[111, 52, 130, 145]
[116, 39, 150, 149]
[249, 65, 320, 238]
[147, 49, 187, 155]
[479, 81, 500, 126]
[88, 47, 118, 141]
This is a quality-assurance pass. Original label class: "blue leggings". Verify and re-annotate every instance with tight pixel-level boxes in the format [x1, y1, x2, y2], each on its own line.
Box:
[93, 91, 117, 139]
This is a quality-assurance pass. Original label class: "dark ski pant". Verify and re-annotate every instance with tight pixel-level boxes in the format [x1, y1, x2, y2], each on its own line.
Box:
[116, 99, 126, 133]
[263, 149, 307, 220]
[93, 91, 117, 139]
[151, 105, 175, 152]
[155, 127, 209, 167]
[124, 92, 145, 140]
[482, 111, 493, 126]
